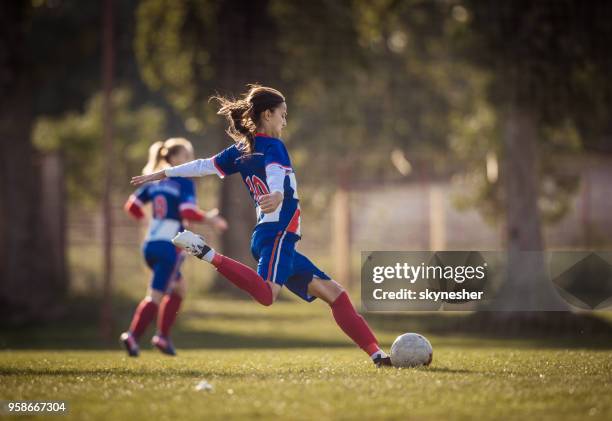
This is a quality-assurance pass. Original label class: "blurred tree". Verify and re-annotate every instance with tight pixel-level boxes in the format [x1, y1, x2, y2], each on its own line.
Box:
[0, 1, 105, 323]
[272, 0, 474, 180]
[135, 0, 282, 293]
[458, 0, 612, 313]
[268, 0, 485, 246]
[0, 0, 161, 323]
[0, 1, 53, 323]
[33, 89, 166, 207]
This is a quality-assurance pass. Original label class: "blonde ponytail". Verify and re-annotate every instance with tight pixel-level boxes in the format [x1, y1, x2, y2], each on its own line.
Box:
[142, 141, 166, 175]
[142, 138, 195, 175]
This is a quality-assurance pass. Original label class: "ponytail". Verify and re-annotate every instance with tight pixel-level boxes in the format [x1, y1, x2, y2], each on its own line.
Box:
[142, 141, 166, 175]
[142, 138, 194, 175]
[211, 84, 285, 154]
[211, 96, 256, 153]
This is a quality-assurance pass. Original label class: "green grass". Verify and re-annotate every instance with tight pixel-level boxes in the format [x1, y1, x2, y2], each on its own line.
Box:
[1, 299, 611, 420]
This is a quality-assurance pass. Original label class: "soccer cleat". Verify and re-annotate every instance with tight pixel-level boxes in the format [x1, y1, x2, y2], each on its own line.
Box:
[120, 332, 140, 357]
[172, 230, 210, 259]
[151, 335, 177, 356]
[373, 356, 393, 368]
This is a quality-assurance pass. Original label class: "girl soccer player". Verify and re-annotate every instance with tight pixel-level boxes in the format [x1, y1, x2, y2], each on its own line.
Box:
[121, 138, 227, 357]
[130, 86, 392, 366]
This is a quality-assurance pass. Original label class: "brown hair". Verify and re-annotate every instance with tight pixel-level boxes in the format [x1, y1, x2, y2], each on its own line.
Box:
[142, 137, 194, 175]
[211, 84, 285, 154]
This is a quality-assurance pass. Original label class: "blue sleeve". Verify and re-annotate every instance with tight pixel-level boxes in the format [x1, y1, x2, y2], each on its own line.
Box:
[134, 184, 151, 204]
[264, 140, 292, 170]
[213, 145, 240, 177]
[180, 179, 197, 205]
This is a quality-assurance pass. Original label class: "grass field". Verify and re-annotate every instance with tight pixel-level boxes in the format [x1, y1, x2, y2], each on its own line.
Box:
[1, 298, 611, 420]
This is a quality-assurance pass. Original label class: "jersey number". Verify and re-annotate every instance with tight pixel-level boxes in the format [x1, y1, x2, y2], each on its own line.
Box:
[245, 175, 269, 202]
[153, 195, 167, 219]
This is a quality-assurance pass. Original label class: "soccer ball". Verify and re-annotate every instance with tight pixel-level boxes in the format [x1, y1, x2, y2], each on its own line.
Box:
[390, 333, 433, 367]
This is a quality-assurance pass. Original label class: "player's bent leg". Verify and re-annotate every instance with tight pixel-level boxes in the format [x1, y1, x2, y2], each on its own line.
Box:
[173, 230, 275, 306]
[307, 277, 344, 304]
[168, 278, 186, 298]
[268, 281, 283, 301]
[213, 254, 276, 306]
[120, 290, 163, 357]
[121, 241, 179, 357]
[152, 280, 184, 356]
[309, 278, 392, 367]
[148, 288, 164, 304]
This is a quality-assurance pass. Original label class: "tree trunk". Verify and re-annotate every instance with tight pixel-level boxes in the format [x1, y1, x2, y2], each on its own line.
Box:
[40, 153, 68, 300]
[332, 167, 352, 290]
[210, 0, 279, 293]
[100, 0, 115, 341]
[0, 2, 67, 324]
[493, 105, 568, 311]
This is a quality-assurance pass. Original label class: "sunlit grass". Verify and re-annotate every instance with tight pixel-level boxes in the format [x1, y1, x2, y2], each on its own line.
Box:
[1, 298, 611, 420]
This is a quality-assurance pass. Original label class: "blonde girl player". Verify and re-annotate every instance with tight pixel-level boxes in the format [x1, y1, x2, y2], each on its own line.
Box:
[121, 138, 227, 356]
[131, 86, 392, 366]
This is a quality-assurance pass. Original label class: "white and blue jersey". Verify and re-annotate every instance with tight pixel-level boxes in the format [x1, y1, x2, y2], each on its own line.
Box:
[125, 177, 201, 292]
[130, 177, 198, 242]
[165, 134, 331, 302]
[212, 135, 302, 238]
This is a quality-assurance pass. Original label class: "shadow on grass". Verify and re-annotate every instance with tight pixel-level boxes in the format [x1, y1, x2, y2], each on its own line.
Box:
[170, 329, 350, 350]
[2, 292, 612, 351]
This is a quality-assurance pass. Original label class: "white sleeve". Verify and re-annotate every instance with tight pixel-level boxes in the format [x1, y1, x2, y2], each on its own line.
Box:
[164, 158, 222, 178]
[265, 164, 286, 195]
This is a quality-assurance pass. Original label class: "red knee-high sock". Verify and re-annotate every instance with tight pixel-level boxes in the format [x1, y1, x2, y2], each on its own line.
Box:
[129, 299, 158, 340]
[211, 254, 273, 306]
[158, 292, 182, 337]
[330, 291, 380, 356]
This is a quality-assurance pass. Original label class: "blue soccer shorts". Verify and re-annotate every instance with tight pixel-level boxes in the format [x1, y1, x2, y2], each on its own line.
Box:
[143, 240, 185, 293]
[251, 229, 331, 302]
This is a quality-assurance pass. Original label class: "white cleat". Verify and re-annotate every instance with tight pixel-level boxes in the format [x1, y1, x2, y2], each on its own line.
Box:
[172, 230, 209, 259]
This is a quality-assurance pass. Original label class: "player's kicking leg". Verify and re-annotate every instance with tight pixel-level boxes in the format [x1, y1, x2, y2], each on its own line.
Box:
[307, 281, 392, 367]
[172, 230, 277, 305]
[292, 253, 393, 368]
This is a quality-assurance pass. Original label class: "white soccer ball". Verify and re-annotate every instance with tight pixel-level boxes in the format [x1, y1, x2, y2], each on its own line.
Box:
[390, 333, 433, 367]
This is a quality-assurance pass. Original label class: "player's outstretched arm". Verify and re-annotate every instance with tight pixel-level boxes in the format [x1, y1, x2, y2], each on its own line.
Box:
[131, 170, 166, 186]
[131, 158, 222, 186]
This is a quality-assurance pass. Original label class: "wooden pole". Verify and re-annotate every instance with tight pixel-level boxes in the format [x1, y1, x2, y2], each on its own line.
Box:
[429, 183, 446, 251]
[100, 0, 115, 342]
[332, 163, 352, 290]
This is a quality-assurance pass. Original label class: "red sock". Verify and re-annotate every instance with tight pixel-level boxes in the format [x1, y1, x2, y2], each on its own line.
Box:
[129, 299, 158, 340]
[212, 254, 274, 306]
[158, 292, 183, 337]
[330, 291, 380, 356]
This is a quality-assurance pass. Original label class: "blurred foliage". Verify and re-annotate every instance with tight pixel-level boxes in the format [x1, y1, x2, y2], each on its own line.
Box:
[272, 0, 481, 181]
[448, 0, 611, 226]
[133, 0, 485, 212]
[26, 0, 148, 117]
[448, 85, 583, 226]
[33, 89, 166, 207]
[134, 0, 281, 158]
[26, 0, 612, 226]
[464, 0, 612, 139]
[135, 0, 218, 127]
